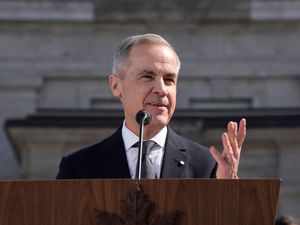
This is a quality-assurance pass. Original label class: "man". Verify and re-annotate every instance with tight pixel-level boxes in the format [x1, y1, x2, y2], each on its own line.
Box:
[56, 34, 246, 179]
[276, 216, 300, 225]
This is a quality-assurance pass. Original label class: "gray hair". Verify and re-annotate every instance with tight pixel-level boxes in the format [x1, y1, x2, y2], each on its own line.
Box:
[112, 34, 181, 75]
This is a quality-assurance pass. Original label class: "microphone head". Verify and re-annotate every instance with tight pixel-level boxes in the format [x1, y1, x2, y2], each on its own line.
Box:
[135, 110, 152, 125]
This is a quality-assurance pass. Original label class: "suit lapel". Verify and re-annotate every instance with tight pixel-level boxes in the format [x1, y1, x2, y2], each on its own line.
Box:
[101, 127, 131, 178]
[161, 128, 188, 178]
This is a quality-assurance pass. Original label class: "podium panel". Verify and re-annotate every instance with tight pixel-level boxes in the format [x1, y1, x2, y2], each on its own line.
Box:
[0, 179, 280, 225]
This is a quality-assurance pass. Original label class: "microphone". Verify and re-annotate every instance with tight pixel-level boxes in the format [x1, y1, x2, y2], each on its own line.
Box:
[135, 110, 152, 179]
[135, 110, 152, 125]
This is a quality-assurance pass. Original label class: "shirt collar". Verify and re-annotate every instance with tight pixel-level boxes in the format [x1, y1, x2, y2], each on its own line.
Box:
[122, 120, 167, 151]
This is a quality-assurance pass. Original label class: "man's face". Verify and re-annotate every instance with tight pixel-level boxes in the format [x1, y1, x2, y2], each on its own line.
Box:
[109, 43, 179, 137]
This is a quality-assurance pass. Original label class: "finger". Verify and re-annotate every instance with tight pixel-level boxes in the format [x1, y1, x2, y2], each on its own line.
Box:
[232, 137, 239, 159]
[221, 133, 235, 165]
[210, 146, 226, 165]
[227, 121, 234, 145]
[227, 121, 239, 158]
[227, 121, 237, 139]
[222, 132, 233, 156]
[237, 118, 247, 148]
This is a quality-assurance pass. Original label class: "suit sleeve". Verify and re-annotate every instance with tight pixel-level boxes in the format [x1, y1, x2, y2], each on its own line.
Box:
[210, 162, 218, 178]
[56, 156, 76, 179]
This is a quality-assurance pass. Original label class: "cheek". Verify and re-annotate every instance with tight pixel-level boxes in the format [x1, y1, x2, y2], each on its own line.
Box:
[124, 85, 146, 106]
[169, 89, 177, 106]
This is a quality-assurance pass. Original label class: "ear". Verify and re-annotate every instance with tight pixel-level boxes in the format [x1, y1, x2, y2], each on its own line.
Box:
[109, 74, 122, 98]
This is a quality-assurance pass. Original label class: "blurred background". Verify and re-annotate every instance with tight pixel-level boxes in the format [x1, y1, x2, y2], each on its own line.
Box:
[0, 0, 300, 219]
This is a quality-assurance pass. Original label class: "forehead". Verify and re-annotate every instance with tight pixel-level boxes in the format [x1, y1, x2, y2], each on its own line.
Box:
[127, 44, 179, 73]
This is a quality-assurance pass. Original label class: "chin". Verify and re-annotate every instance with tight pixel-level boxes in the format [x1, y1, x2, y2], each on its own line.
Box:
[150, 115, 169, 128]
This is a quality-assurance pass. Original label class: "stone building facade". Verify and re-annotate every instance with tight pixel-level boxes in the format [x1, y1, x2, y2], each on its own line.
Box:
[1, 0, 300, 218]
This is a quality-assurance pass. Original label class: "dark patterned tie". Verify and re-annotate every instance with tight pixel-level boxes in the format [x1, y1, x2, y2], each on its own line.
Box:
[135, 140, 156, 178]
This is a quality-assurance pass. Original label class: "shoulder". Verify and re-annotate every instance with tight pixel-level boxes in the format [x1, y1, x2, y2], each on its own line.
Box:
[65, 127, 122, 161]
[56, 127, 123, 179]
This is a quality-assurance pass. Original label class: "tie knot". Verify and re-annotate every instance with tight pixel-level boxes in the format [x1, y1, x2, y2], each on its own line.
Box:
[132, 141, 156, 154]
[143, 140, 156, 154]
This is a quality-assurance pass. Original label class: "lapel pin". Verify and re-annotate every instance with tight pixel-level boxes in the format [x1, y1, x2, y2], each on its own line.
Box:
[174, 159, 185, 167]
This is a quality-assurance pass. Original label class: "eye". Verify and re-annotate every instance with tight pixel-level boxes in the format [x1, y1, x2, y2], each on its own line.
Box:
[164, 76, 176, 85]
[138, 70, 156, 81]
[142, 75, 154, 79]
[140, 73, 155, 81]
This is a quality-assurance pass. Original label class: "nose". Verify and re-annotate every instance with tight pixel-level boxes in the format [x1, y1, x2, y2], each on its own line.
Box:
[153, 78, 167, 96]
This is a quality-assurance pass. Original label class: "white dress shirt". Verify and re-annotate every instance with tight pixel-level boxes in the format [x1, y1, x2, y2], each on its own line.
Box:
[121, 121, 167, 178]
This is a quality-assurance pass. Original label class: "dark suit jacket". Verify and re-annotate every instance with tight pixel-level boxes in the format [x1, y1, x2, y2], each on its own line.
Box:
[56, 126, 217, 179]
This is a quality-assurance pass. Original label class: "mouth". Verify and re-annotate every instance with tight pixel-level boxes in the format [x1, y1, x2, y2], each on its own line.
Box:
[146, 102, 168, 107]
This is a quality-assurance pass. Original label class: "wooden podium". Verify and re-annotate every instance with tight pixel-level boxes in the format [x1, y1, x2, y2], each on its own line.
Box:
[0, 179, 280, 225]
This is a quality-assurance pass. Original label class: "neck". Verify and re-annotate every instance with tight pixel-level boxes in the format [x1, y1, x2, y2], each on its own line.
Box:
[125, 121, 164, 140]
[143, 126, 163, 139]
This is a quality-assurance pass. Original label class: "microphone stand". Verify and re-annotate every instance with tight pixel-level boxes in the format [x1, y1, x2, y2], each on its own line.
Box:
[135, 110, 151, 179]
[136, 115, 146, 179]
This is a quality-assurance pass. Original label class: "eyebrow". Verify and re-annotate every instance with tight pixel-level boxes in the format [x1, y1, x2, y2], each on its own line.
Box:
[138, 70, 177, 78]
[138, 70, 156, 76]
